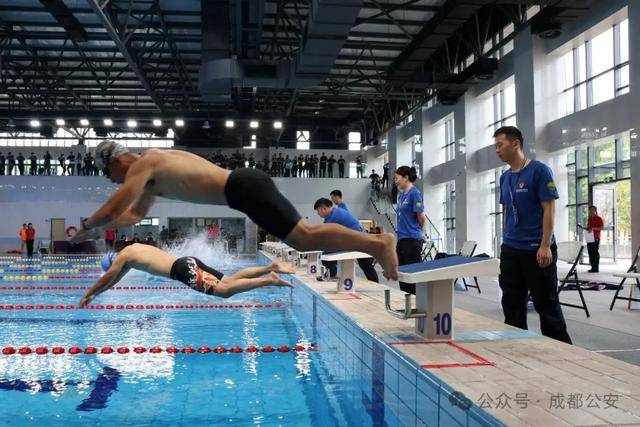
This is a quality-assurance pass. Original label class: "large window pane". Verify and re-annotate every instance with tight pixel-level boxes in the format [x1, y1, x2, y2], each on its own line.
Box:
[590, 28, 614, 76]
[563, 51, 574, 89]
[619, 64, 629, 89]
[578, 83, 587, 110]
[592, 70, 614, 105]
[504, 85, 516, 117]
[619, 19, 629, 63]
[578, 177, 588, 204]
[577, 45, 586, 82]
[593, 141, 616, 182]
[564, 88, 575, 115]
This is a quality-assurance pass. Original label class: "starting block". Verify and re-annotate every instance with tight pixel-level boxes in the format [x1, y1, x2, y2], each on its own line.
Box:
[297, 251, 324, 276]
[321, 251, 371, 293]
[385, 256, 499, 340]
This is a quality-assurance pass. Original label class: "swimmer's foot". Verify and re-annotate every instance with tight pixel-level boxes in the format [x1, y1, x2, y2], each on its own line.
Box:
[375, 233, 399, 281]
[271, 261, 295, 274]
[268, 272, 294, 288]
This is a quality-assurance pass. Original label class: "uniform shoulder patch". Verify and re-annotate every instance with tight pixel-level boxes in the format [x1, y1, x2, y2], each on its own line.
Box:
[546, 181, 557, 191]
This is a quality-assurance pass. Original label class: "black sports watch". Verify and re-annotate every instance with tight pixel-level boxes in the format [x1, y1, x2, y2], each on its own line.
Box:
[81, 218, 92, 231]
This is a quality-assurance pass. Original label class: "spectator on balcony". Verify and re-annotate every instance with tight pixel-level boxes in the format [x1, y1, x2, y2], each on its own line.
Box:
[75, 152, 82, 175]
[327, 154, 336, 178]
[29, 153, 37, 175]
[356, 156, 363, 178]
[7, 152, 15, 175]
[57, 153, 66, 175]
[284, 155, 293, 177]
[17, 153, 25, 175]
[338, 155, 345, 178]
[67, 152, 75, 175]
[0, 152, 5, 175]
[44, 150, 52, 175]
[319, 152, 327, 177]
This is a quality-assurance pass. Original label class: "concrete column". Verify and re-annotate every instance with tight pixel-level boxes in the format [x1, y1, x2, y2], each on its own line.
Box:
[628, 1, 640, 252]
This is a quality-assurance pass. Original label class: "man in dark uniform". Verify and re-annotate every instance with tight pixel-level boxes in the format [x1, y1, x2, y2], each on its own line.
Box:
[17, 153, 25, 175]
[6, 152, 15, 175]
[43, 150, 52, 175]
[0, 152, 5, 175]
[495, 126, 572, 344]
[67, 152, 76, 175]
[327, 154, 336, 178]
[319, 152, 327, 177]
[29, 153, 37, 175]
[57, 153, 66, 175]
[337, 155, 346, 178]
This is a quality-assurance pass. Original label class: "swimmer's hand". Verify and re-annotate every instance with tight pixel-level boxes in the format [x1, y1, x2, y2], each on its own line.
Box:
[78, 293, 95, 308]
[70, 226, 102, 243]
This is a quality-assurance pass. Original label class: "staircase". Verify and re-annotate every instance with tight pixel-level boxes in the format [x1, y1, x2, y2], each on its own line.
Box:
[369, 190, 442, 252]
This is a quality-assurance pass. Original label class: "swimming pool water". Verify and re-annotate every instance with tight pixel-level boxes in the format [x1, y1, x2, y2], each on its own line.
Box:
[0, 256, 377, 426]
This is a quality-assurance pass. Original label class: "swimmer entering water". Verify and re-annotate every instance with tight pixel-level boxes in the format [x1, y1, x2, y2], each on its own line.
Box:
[70, 140, 398, 280]
[79, 243, 295, 307]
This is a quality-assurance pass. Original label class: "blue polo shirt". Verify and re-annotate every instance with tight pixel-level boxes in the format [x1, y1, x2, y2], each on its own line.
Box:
[324, 206, 364, 232]
[500, 160, 558, 251]
[396, 186, 424, 240]
[337, 202, 349, 211]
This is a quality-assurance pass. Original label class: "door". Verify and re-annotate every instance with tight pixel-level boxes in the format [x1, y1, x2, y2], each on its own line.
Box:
[50, 218, 66, 253]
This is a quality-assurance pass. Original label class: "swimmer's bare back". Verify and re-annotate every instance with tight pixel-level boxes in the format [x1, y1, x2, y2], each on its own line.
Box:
[135, 149, 231, 205]
[119, 243, 177, 278]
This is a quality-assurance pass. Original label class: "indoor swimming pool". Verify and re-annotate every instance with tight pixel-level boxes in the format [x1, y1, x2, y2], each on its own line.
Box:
[0, 254, 501, 426]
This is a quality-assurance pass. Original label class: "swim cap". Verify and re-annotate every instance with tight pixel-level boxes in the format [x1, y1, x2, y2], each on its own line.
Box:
[94, 140, 129, 171]
[100, 252, 117, 272]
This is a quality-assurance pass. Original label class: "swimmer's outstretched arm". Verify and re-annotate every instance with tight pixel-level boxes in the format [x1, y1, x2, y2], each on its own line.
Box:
[71, 163, 152, 243]
[78, 255, 132, 307]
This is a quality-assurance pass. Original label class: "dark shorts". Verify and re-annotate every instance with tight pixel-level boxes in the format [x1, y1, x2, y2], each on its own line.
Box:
[170, 257, 224, 295]
[224, 168, 302, 239]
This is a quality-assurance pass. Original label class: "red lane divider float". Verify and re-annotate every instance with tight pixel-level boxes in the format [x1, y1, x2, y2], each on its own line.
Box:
[0, 286, 190, 291]
[0, 303, 285, 311]
[2, 345, 318, 356]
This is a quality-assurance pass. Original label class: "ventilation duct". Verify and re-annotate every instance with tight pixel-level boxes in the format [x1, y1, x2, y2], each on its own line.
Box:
[200, 0, 362, 101]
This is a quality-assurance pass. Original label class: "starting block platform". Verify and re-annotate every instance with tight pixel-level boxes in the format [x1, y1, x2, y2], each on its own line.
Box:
[321, 251, 371, 293]
[387, 256, 499, 340]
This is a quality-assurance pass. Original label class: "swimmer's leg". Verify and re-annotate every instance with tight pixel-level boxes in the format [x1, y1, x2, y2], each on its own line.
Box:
[284, 219, 399, 280]
[215, 272, 293, 298]
[228, 262, 294, 280]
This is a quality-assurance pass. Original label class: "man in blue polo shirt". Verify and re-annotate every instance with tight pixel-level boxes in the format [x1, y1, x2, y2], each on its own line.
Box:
[314, 198, 378, 282]
[329, 189, 349, 211]
[495, 126, 572, 344]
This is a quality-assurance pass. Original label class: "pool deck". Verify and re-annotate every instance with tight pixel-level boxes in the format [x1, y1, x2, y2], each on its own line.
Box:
[262, 251, 640, 426]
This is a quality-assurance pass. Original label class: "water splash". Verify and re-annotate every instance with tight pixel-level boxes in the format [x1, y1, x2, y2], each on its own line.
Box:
[162, 231, 233, 268]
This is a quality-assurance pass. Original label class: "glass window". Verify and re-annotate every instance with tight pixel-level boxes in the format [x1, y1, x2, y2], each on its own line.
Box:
[576, 45, 586, 82]
[619, 19, 629, 63]
[590, 28, 614, 76]
[503, 84, 516, 118]
[563, 51, 574, 89]
[591, 70, 614, 105]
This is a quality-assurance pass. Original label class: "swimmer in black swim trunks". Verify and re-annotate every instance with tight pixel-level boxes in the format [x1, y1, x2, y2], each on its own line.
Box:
[78, 243, 294, 307]
[70, 141, 399, 280]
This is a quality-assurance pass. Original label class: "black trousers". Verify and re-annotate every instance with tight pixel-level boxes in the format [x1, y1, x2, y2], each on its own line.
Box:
[322, 258, 379, 282]
[587, 240, 600, 272]
[26, 239, 34, 257]
[338, 166, 345, 178]
[499, 244, 572, 344]
[397, 238, 423, 294]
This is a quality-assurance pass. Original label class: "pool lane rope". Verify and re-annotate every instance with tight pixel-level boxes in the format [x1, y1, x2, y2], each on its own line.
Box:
[0, 303, 285, 311]
[1, 345, 317, 356]
[0, 286, 194, 291]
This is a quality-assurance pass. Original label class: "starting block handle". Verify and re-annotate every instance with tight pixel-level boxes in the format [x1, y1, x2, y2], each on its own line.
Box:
[384, 290, 427, 320]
